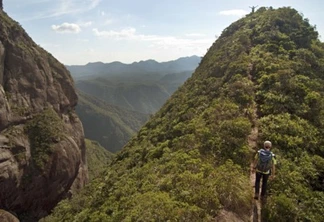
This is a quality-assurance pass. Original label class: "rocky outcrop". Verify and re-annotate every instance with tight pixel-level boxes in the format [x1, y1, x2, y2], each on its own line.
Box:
[0, 209, 19, 222]
[0, 11, 87, 220]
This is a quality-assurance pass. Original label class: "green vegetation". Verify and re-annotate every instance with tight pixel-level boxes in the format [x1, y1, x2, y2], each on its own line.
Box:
[77, 91, 149, 152]
[0, 11, 35, 56]
[10, 104, 30, 116]
[73, 65, 195, 115]
[46, 7, 324, 221]
[85, 139, 114, 180]
[25, 108, 63, 170]
[0, 10, 16, 27]
[74, 61, 196, 152]
[76, 78, 171, 114]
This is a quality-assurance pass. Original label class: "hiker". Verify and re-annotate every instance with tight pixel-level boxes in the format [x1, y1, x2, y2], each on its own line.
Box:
[249, 5, 258, 13]
[252, 140, 276, 200]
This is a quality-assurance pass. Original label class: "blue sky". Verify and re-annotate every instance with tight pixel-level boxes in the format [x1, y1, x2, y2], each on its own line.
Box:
[4, 0, 324, 65]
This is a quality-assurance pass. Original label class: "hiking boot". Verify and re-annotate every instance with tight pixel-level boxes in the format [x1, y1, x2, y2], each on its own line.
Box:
[254, 194, 259, 200]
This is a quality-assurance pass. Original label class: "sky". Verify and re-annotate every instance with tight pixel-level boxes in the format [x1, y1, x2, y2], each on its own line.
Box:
[4, 0, 324, 65]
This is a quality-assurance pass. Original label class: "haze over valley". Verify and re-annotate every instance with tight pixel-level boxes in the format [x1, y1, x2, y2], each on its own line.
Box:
[68, 56, 200, 152]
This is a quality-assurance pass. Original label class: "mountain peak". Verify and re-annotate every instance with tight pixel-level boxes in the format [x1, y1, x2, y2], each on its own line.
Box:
[86, 61, 105, 65]
[134, 59, 158, 64]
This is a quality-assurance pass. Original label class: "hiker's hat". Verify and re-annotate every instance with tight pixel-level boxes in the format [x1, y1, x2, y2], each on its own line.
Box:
[264, 140, 272, 148]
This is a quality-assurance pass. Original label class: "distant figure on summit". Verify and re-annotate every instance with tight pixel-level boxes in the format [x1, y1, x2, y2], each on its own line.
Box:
[250, 5, 258, 13]
[0, 0, 3, 10]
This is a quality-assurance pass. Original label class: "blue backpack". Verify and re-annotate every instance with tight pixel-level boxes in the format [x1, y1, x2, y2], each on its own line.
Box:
[256, 149, 273, 172]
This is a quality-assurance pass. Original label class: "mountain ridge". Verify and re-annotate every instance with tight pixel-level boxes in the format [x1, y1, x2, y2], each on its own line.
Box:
[76, 91, 149, 152]
[46, 7, 324, 222]
[73, 55, 199, 66]
[66, 55, 201, 79]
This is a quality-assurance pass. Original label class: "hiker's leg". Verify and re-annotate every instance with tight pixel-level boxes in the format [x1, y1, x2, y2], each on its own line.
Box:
[255, 172, 262, 196]
[261, 173, 270, 197]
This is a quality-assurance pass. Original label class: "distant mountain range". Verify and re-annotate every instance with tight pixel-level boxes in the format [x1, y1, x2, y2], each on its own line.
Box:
[66, 55, 201, 80]
[70, 56, 201, 152]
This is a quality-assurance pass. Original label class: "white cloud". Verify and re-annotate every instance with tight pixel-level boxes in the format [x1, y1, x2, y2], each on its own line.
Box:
[150, 37, 212, 50]
[23, 0, 102, 20]
[92, 27, 213, 50]
[185, 33, 206, 37]
[52, 0, 101, 17]
[86, 48, 95, 53]
[104, 19, 114, 25]
[219, 9, 248, 17]
[52, 23, 81, 33]
[11, 0, 51, 5]
[93, 27, 136, 39]
[89, 0, 101, 9]
[77, 38, 90, 42]
[79, 21, 93, 27]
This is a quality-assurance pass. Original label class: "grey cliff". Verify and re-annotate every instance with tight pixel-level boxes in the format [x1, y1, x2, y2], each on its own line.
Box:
[0, 10, 87, 220]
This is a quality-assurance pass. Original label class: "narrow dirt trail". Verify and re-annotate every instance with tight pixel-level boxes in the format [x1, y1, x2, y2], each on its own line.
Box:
[248, 126, 260, 222]
[246, 61, 262, 221]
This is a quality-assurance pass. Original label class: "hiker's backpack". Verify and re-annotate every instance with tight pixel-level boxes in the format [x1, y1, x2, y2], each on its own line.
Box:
[256, 149, 273, 172]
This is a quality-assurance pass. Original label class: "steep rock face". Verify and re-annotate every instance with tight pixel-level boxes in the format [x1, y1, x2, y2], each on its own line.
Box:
[0, 11, 87, 220]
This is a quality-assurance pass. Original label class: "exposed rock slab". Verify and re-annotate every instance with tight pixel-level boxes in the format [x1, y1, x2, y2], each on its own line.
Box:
[0, 11, 87, 220]
[0, 209, 19, 222]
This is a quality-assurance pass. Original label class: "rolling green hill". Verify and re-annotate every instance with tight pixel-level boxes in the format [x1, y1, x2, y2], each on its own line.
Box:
[75, 70, 194, 115]
[71, 57, 198, 114]
[76, 78, 171, 114]
[75, 62, 194, 152]
[46, 7, 324, 221]
[85, 139, 114, 180]
[76, 91, 149, 153]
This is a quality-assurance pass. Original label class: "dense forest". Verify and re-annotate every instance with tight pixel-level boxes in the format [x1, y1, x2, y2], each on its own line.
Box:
[76, 91, 149, 152]
[85, 139, 114, 180]
[75, 70, 194, 114]
[45, 7, 324, 221]
[73, 59, 197, 153]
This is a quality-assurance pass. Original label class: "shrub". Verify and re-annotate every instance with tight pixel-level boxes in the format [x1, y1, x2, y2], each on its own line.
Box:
[25, 108, 63, 170]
